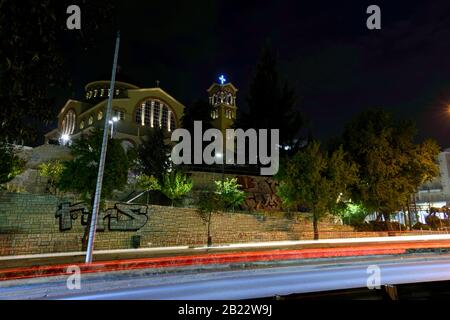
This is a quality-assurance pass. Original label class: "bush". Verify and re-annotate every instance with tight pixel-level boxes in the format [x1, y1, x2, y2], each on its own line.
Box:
[351, 222, 374, 231]
[136, 174, 160, 191]
[214, 178, 246, 211]
[359, 221, 407, 231]
[38, 160, 65, 194]
[159, 170, 193, 206]
[412, 222, 431, 230]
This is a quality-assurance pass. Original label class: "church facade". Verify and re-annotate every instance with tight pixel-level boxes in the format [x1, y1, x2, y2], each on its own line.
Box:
[45, 78, 238, 149]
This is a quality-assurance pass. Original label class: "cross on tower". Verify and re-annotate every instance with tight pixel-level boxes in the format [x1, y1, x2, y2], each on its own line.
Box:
[219, 75, 226, 85]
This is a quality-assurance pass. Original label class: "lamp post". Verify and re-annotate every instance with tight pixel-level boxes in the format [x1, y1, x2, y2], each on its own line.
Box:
[85, 31, 121, 264]
[216, 152, 224, 184]
[109, 116, 119, 138]
[60, 134, 71, 146]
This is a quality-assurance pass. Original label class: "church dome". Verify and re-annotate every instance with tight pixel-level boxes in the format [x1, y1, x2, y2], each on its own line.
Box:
[84, 79, 139, 102]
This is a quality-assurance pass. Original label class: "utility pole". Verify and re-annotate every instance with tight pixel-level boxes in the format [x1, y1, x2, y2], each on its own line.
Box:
[85, 32, 121, 264]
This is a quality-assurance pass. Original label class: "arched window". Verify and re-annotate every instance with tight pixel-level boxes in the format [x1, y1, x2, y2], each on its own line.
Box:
[114, 109, 125, 120]
[135, 99, 176, 131]
[88, 116, 94, 125]
[61, 109, 76, 135]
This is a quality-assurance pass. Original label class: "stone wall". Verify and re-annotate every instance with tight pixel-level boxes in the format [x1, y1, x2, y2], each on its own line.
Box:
[0, 192, 359, 256]
[2, 192, 441, 257]
[189, 172, 282, 211]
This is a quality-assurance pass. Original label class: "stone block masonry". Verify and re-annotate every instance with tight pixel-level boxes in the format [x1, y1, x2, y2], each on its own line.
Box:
[0, 192, 358, 256]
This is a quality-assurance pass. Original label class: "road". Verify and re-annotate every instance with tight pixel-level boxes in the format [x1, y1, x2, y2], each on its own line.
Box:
[2, 252, 450, 300]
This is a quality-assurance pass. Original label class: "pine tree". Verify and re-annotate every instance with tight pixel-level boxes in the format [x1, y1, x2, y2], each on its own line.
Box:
[237, 44, 303, 150]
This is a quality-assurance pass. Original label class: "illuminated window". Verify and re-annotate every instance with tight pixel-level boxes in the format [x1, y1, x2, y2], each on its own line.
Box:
[153, 101, 161, 128]
[114, 109, 125, 120]
[80, 120, 85, 130]
[88, 116, 94, 125]
[94, 89, 98, 97]
[61, 109, 76, 135]
[100, 89, 105, 97]
[135, 99, 175, 130]
[97, 111, 103, 120]
[211, 109, 219, 119]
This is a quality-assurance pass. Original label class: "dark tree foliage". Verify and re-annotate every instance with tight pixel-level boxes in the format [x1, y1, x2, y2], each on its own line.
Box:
[138, 128, 171, 181]
[342, 109, 440, 224]
[0, 0, 113, 143]
[276, 140, 358, 240]
[236, 44, 303, 150]
[58, 129, 130, 250]
[181, 99, 213, 132]
[0, 142, 25, 185]
[58, 129, 130, 205]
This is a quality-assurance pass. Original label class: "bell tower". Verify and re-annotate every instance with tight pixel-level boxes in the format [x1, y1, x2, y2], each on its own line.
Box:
[207, 75, 238, 136]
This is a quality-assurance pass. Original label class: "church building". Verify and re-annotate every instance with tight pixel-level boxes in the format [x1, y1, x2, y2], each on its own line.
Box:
[44, 76, 238, 150]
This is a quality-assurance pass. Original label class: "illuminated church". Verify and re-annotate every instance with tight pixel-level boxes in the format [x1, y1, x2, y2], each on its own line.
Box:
[45, 76, 238, 148]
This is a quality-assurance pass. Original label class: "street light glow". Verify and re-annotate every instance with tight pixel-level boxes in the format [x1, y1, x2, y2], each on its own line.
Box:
[60, 134, 70, 145]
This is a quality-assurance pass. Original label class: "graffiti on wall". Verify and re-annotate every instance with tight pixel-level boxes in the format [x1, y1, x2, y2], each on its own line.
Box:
[56, 202, 150, 232]
[237, 176, 282, 211]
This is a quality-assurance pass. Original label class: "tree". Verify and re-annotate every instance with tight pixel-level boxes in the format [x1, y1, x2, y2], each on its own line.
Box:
[136, 174, 160, 192]
[159, 170, 193, 206]
[342, 109, 440, 228]
[276, 141, 358, 239]
[236, 44, 303, 150]
[181, 100, 213, 132]
[58, 129, 131, 249]
[136, 173, 160, 204]
[214, 178, 246, 211]
[38, 160, 65, 195]
[138, 128, 171, 181]
[0, 0, 113, 143]
[196, 191, 222, 246]
[0, 142, 25, 185]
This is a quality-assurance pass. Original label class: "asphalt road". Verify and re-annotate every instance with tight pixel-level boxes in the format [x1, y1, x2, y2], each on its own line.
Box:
[2, 252, 450, 300]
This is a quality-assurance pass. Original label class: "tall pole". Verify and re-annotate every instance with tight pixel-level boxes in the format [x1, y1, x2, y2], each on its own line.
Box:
[85, 32, 121, 264]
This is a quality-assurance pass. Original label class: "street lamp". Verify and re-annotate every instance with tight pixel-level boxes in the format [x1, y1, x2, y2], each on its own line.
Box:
[215, 152, 224, 184]
[60, 134, 70, 146]
[85, 31, 120, 264]
[109, 116, 119, 138]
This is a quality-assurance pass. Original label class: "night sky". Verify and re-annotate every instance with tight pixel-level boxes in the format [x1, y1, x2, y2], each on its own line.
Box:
[61, 0, 450, 148]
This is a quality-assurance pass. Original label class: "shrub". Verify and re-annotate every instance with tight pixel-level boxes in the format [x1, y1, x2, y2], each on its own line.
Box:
[159, 170, 193, 206]
[136, 174, 160, 191]
[214, 178, 246, 211]
[413, 222, 431, 231]
[38, 160, 65, 194]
